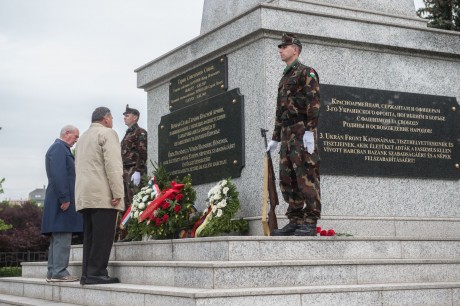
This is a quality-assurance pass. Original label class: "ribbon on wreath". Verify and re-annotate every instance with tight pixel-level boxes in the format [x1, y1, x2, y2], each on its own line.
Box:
[138, 181, 184, 223]
[191, 204, 215, 237]
[120, 205, 132, 228]
[149, 176, 161, 198]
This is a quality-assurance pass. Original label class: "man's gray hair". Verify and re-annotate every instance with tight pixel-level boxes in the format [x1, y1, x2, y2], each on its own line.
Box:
[91, 107, 111, 122]
[60, 125, 78, 137]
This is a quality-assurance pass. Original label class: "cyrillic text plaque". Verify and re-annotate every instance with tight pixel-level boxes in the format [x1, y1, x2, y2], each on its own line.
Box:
[318, 84, 459, 179]
[169, 56, 228, 112]
[159, 89, 244, 185]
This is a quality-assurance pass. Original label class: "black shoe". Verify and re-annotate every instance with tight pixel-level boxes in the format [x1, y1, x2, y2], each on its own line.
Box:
[271, 223, 298, 236]
[117, 237, 133, 242]
[83, 275, 120, 285]
[294, 224, 317, 236]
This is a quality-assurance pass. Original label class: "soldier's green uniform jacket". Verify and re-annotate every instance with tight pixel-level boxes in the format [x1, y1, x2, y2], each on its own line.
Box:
[271, 59, 320, 142]
[121, 123, 148, 175]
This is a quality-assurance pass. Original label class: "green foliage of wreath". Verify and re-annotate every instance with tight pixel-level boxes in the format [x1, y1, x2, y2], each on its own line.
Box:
[197, 178, 248, 237]
[127, 163, 198, 240]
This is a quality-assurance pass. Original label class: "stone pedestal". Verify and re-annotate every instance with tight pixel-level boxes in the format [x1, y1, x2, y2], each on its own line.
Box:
[135, 0, 460, 236]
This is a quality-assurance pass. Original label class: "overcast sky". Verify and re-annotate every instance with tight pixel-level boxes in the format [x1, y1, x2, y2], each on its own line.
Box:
[0, 0, 204, 200]
[0, 0, 424, 201]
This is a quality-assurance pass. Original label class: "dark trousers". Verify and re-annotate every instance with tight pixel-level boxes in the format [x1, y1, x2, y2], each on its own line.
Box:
[81, 208, 118, 277]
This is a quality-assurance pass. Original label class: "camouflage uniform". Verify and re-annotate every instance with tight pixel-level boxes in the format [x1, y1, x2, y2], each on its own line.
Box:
[121, 123, 148, 206]
[271, 58, 321, 225]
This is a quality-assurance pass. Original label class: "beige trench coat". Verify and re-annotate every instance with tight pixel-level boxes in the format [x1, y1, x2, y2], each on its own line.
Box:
[75, 123, 125, 212]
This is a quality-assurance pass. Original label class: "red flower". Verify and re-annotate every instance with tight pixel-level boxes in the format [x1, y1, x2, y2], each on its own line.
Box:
[327, 229, 335, 236]
[316, 226, 322, 233]
[162, 214, 169, 222]
[175, 194, 184, 201]
[155, 218, 162, 227]
[320, 230, 327, 236]
[162, 201, 171, 210]
[173, 205, 181, 214]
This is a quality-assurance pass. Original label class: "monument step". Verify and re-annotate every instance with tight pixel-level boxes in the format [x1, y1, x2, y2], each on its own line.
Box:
[1, 277, 460, 306]
[0, 293, 80, 306]
[68, 236, 460, 262]
[21, 258, 460, 289]
[248, 216, 460, 238]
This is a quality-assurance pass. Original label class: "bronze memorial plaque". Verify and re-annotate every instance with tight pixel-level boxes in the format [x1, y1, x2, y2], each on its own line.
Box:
[318, 84, 459, 179]
[169, 56, 228, 112]
[159, 88, 244, 185]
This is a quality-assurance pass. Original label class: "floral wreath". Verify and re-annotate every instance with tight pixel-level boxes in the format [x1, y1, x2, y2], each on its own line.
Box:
[126, 173, 197, 240]
[190, 178, 247, 237]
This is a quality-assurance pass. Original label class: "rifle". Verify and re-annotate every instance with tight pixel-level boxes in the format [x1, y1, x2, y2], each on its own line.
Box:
[261, 128, 279, 235]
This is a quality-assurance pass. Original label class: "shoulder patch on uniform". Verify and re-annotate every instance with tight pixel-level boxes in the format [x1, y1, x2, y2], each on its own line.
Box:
[309, 69, 316, 78]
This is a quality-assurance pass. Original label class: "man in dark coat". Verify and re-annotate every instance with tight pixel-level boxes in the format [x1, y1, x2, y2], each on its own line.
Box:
[41, 125, 83, 282]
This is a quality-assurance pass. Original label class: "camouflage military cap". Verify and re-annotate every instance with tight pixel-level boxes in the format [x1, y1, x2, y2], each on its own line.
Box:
[278, 33, 302, 49]
[123, 104, 140, 117]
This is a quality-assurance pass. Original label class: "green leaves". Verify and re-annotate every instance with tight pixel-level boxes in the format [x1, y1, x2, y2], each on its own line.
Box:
[417, 0, 460, 31]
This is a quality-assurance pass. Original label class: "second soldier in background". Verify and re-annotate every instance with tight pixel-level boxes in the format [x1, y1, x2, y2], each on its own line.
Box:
[117, 104, 148, 241]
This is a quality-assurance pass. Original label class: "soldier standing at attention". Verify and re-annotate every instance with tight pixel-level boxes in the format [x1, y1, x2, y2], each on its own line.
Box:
[118, 104, 147, 241]
[266, 33, 321, 236]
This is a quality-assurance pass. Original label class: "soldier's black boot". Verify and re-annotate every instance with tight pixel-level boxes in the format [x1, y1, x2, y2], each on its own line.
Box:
[294, 223, 317, 236]
[271, 223, 298, 236]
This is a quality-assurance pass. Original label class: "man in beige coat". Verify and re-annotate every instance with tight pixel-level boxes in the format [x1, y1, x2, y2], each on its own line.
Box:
[75, 106, 124, 285]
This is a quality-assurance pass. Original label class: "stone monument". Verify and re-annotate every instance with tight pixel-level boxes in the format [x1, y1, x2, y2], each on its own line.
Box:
[135, 0, 460, 237]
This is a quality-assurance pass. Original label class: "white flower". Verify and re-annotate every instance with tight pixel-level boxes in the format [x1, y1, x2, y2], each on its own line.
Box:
[220, 179, 227, 187]
[139, 202, 145, 210]
[142, 195, 149, 202]
[212, 205, 217, 213]
[216, 209, 223, 217]
[223, 187, 229, 195]
[134, 211, 139, 218]
[145, 188, 152, 194]
[132, 206, 138, 212]
[213, 194, 221, 202]
[219, 199, 227, 208]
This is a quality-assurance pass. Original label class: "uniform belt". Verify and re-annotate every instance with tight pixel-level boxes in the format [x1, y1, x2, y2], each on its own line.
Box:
[282, 114, 307, 127]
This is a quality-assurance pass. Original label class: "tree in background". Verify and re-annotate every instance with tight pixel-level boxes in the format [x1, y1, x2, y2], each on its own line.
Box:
[0, 201, 49, 252]
[0, 178, 12, 232]
[417, 0, 460, 31]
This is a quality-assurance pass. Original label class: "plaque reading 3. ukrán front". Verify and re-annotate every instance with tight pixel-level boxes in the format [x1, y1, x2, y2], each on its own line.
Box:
[318, 84, 459, 179]
[169, 56, 228, 112]
[159, 88, 244, 185]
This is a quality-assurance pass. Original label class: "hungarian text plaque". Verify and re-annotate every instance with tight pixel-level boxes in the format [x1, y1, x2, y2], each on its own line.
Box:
[159, 88, 244, 185]
[169, 56, 228, 112]
[318, 84, 459, 179]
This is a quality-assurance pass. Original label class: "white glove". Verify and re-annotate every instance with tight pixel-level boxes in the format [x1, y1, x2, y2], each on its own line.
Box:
[131, 171, 141, 186]
[266, 140, 279, 154]
[303, 131, 315, 154]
